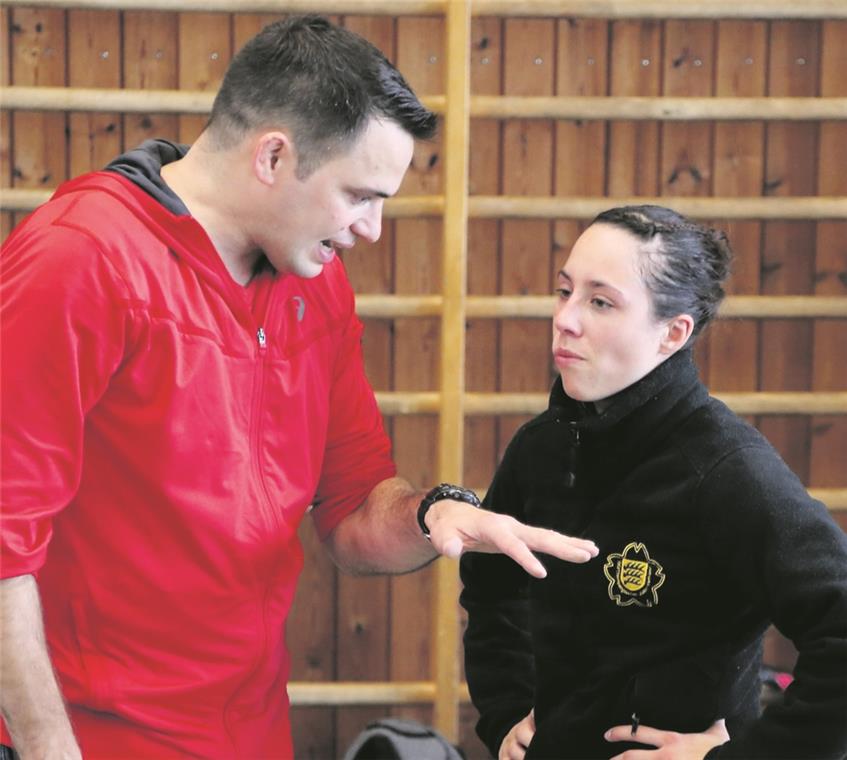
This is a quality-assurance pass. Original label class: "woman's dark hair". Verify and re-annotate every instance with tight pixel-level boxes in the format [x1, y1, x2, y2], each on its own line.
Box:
[591, 205, 733, 343]
[207, 15, 437, 177]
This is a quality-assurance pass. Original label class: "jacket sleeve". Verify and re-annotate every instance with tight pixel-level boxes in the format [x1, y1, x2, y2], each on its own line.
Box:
[309, 279, 396, 541]
[460, 430, 535, 757]
[698, 445, 847, 760]
[1, 217, 131, 578]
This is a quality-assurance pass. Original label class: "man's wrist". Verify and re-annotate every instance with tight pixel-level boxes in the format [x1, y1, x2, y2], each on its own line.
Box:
[417, 483, 481, 539]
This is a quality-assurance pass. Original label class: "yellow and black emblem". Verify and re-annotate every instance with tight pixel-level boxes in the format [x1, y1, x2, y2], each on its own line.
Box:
[604, 541, 665, 608]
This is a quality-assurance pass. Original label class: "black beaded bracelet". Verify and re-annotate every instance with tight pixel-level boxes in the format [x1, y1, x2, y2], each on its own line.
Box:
[417, 483, 481, 540]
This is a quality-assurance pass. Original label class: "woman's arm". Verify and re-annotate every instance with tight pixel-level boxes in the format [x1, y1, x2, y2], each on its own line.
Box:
[699, 446, 847, 759]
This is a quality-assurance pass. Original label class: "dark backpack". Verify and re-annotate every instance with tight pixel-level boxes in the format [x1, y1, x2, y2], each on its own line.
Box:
[342, 717, 465, 760]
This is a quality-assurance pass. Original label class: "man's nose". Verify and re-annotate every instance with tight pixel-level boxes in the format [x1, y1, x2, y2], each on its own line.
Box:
[351, 200, 383, 243]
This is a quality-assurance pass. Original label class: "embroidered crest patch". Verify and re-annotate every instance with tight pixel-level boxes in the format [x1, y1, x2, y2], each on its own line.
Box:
[604, 541, 665, 608]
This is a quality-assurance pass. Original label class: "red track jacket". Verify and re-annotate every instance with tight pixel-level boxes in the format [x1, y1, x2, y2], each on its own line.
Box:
[0, 171, 396, 757]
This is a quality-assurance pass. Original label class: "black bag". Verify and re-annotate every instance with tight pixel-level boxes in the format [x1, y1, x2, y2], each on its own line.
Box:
[342, 717, 465, 760]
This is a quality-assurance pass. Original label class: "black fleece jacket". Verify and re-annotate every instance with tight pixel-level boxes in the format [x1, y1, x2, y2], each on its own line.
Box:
[460, 349, 847, 759]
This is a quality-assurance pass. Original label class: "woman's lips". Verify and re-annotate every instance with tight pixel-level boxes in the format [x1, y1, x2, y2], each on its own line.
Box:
[554, 348, 584, 365]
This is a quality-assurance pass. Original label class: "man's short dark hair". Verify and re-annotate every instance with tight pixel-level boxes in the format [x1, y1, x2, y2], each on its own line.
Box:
[207, 15, 438, 177]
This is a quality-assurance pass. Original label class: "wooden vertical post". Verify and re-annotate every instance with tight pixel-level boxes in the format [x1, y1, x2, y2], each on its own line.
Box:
[811, 20, 847, 533]
[433, 0, 470, 742]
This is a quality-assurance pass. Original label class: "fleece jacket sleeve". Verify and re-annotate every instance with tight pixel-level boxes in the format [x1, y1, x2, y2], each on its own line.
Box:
[460, 429, 536, 757]
[699, 445, 847, 760]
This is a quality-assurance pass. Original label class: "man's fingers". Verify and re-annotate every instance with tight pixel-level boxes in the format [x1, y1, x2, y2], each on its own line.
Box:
[496, 534, 548, 578]
[440, 536, 463, 559]
[432, 506, 597, 575]
[518, 524, 598, 562]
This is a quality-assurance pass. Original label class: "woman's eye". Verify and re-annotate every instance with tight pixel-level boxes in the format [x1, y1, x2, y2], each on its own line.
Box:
[555, 287, 571, 298]
[591, 297, 613, 310]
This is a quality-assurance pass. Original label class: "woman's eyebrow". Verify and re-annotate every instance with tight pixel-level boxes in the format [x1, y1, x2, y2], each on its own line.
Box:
[559, 270, 625, 300]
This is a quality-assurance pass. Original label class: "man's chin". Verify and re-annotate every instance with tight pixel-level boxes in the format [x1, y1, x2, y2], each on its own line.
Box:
[266, 253, 325, 279]
[291, 260, 326, 279]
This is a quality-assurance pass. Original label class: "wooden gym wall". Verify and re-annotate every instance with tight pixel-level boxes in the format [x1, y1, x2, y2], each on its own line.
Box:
[1, 2, 845, 757]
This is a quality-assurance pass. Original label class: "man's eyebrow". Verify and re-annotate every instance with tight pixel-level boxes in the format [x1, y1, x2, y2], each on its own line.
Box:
[351, 186, 392, 199]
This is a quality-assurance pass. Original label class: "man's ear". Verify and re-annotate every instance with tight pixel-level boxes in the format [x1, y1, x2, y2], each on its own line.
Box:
[253, 131, 295, 186]
[659, 313, 695, 355]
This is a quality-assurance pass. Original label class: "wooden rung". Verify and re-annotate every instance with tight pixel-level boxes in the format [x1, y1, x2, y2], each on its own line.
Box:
[4, 189, 845, 221]
[459, 295, 847, 320]
[356, 295, 443, 318]
[471, 0, 847, 19]
[0, 86, 446, 117]
[0, 188, 446, 217]
[2, 0, 844, 18]
[375, 392, 442, 415]
[719, 296, 847, 319]
[468, 196, 847, 220]
[472, 96, 847, 121]
[0, 0, 446, 12]
[288, 681, 438, 706]
[5, 86, 847, 122]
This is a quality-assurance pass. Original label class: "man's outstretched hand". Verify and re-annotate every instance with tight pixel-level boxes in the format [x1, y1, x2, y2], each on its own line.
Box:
[425, 500, 598, 577]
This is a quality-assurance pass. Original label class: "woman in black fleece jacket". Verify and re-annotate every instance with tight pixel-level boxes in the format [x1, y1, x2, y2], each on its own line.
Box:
[460, 205, 847, 760]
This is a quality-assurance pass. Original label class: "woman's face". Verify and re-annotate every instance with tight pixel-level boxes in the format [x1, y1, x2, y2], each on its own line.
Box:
[551, 223, 683, 407]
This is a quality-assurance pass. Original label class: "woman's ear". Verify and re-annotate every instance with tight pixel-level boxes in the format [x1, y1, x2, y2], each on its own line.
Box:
[659, 314, 695, 355]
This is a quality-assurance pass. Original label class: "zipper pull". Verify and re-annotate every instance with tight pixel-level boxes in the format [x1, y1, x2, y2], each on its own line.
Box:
[565, 421, 580, 488]
[257, 327, 267, 348]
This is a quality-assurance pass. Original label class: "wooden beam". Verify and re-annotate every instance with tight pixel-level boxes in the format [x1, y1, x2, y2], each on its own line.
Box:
[2, 0, 844, 18]
[457, 295, 847, 319]
[472, 0, 847, 19]
[432, 0, 470, 742]
[5, 189, 845, 220]
[0, 85, 445, 116]
[0, 0, 446, 12]
[0, 188, 445, 217]
[468, 195, 847, 220]
[472, 95, 847, 120]
[6, 86, 846, 121]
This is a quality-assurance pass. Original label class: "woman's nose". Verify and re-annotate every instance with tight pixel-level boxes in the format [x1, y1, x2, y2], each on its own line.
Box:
[554, 298, 581, 335]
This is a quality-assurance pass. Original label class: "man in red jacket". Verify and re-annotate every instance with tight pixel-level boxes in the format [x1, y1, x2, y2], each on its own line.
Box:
[0, 15, 597, 759]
